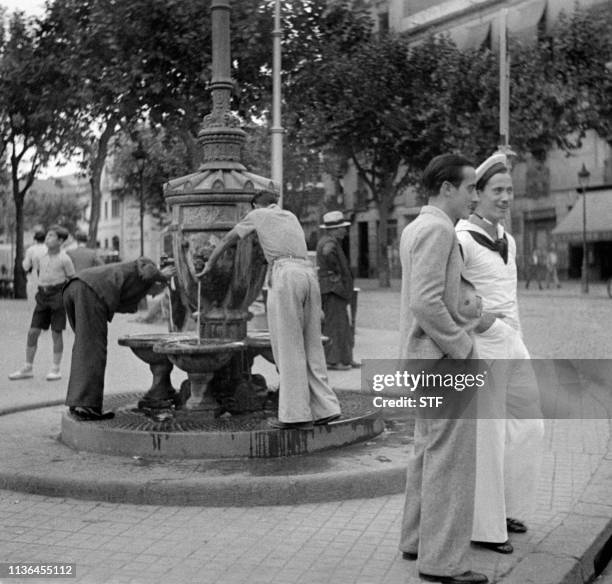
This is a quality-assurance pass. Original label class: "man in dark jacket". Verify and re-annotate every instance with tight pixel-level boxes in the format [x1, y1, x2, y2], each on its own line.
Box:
[63, 258, 176, 420]
[316, 211, 358, 370]
[66, 231, 103, 272]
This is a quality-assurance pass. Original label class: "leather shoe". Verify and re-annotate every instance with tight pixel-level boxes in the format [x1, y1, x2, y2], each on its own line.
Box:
[267, 419, 313, 430]
[419, 570, 488, 583]
[313, 414, 341, 425]
[471, 540, 513, 554]
[327, 363, 351, 371]
[506, 517, 527, 533]
[69, 407, 115, 421]
[402, 551, 417, 561]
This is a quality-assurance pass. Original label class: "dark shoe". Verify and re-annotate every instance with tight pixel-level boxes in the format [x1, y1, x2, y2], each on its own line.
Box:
[327, 363, 351, 371]
[419, 571, 488, 583]
[506, 517, 527, 533]
[267, 419, 313, 430]
[69, 407, 115, 421]
[402, 551, 418, 561]
[350, 361, 361, 368]
[472, 540, 513, 554]
[314, 414, 341, 425]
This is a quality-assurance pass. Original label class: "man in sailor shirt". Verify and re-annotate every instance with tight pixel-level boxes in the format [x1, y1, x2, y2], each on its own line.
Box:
[455, 152, 544, 555]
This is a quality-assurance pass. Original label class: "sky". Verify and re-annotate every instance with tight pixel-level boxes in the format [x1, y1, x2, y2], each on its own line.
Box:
[2, 0, 81, 177]
[0, 0, 45, 16]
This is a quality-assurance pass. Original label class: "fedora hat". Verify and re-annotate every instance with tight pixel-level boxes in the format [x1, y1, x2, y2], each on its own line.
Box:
[320, 210, 351, 229]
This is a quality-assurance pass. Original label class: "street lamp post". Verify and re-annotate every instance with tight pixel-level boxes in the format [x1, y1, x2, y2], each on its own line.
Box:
[578, 163, 590, 294]
[132, 142, 147, 258]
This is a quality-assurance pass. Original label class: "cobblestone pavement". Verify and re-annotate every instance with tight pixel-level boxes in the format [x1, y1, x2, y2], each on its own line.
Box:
[0, 279, 610, 584]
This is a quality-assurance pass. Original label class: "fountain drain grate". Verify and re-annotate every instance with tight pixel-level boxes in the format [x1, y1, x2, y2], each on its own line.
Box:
[99, 391, 376, 433]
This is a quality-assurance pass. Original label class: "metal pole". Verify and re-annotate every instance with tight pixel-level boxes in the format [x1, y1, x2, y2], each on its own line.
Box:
[271, 0, 283, 206]
[581, 187, 588, 293]
[499, 8, 510, 150]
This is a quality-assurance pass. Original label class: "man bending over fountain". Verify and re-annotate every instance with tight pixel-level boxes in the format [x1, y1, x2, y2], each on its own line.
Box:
[63, 258, 176, 421]
[201, 190, 342, 430]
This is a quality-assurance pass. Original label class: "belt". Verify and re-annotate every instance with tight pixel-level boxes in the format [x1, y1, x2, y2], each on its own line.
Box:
[38, 283, 64, 293]
[272, 255, 308, 265]
[267, 256, 310, 287]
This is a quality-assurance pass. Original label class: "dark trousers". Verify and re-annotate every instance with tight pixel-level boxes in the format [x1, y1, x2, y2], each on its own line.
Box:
[321, 293, 353, 365]
[63, 280, 108, 409]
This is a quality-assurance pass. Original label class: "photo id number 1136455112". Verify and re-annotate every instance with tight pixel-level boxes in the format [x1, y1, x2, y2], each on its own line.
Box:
[0, 563, 76, 578]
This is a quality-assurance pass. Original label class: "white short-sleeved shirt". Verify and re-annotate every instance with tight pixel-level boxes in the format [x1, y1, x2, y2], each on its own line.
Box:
[233, 204, 308, 263]
[456, 219, 520, 332]
[35, 250, 75, 286]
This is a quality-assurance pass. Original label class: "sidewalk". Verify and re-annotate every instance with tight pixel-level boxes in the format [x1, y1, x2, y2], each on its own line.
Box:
[0, 287, 611, 584]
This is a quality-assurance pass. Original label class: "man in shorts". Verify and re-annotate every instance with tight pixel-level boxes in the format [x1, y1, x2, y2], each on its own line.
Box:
[9, 225, 75, 381]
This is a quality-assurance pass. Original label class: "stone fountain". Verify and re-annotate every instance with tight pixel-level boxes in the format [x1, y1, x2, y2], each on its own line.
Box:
[59, 0, 383, 459]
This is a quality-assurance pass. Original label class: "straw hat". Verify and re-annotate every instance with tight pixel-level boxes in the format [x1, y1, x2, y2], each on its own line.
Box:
[319, 210, 351, 229]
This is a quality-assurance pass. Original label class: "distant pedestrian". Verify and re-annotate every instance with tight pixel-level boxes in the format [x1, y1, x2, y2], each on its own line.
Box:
[66, 231, 103, 272]
[398, 153, 488, 584]
[201, 190, 341, 430]
[9, 226, 75, 382]
[23, 229, 47, 299]
[63, 257, 176, 421]
[524, 248, 543, 290]
[545, 244, 561, 289]
[22, 230, 47, 275]
[316, 211, 359, 371]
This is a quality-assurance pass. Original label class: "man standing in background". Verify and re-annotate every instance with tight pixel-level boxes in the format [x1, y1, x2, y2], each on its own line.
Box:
[316, 211, 359, 371]
[66, 231, 103, 272]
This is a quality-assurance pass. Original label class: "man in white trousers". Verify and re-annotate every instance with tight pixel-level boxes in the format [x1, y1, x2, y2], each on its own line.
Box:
[456, 152, 544, 554]
[201, 189, 341, 430]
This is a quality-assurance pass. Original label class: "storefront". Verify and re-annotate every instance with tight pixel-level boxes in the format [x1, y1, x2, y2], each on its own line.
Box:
[552, 188, 612, 281]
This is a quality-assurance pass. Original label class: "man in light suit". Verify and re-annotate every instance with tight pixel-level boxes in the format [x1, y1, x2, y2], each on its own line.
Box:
[398, 153, 490, 584]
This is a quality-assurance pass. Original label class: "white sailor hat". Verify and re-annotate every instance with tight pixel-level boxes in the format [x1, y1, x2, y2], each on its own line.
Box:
[320, 210, 351, 229]
[475, 152, 509, 187]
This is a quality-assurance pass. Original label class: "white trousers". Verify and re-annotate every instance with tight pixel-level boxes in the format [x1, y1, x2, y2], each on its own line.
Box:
[267, 259, 341, 423]
[472, 319, 545, 542]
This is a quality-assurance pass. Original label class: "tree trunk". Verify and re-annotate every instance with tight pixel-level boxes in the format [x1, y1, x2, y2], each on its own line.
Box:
[87, 119, 118, 247]
[12, 192, 26, 299]
[377, 200, 391, 288]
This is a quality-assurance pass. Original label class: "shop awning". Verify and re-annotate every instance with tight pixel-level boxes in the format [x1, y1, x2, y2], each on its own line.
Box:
[552, 190, 612, 243]
[507, 0, 547, 35]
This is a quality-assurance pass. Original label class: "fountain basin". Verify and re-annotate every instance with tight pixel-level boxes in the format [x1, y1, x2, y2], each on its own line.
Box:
[154, 337, 244, 373]
[118, 333, 196, 410]
[246, 330, 329, 364]
[118, 332, 195, 364]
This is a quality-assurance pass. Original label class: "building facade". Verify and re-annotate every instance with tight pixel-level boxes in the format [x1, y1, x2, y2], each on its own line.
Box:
[341, 0, 611, 280]
[96, 165, 165, 263]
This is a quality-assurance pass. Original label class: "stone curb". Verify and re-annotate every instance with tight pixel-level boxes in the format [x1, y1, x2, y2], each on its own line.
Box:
[500, 443, 612, 584]
[499, 517, 612, 584]
[0, 463, 407, 507]
[0, 400, 408, 507]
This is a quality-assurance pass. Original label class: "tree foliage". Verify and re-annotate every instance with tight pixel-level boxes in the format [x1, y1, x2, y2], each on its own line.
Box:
[510, 5, 612, 157]
[23, 191, 83, 234]
[0, 11, 75, 296]
[108, 127, 192, 222]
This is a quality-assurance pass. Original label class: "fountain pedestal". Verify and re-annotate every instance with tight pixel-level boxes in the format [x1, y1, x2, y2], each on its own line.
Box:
[155, 338, 244, 418]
